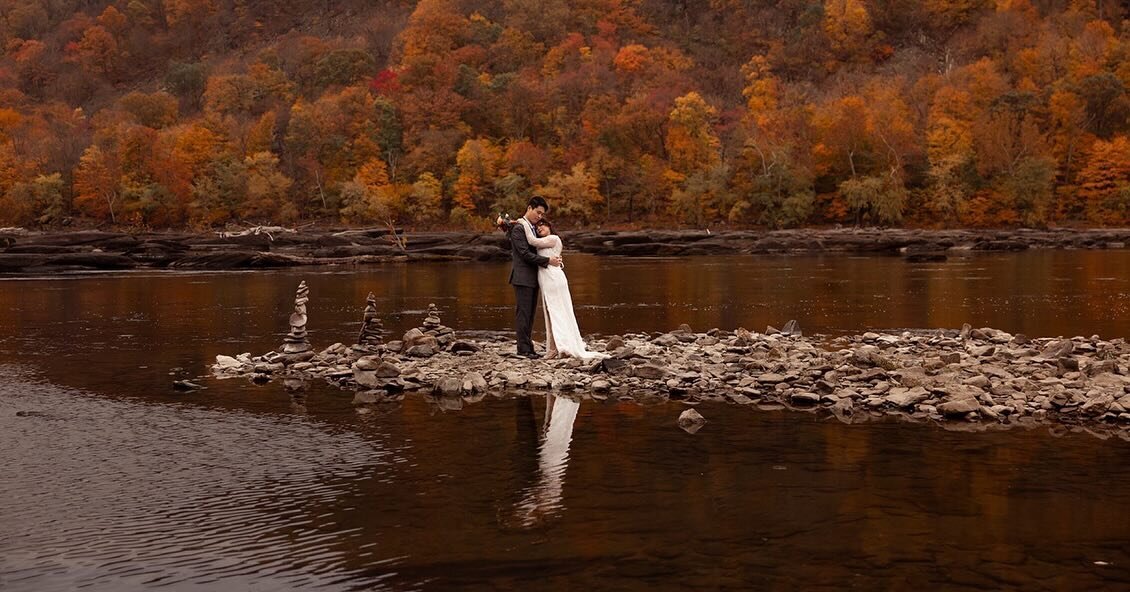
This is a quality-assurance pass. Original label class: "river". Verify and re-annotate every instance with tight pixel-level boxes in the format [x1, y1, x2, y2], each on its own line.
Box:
[2, 250, 1129, 590]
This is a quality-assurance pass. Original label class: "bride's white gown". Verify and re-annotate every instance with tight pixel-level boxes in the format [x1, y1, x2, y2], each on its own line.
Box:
[518, 218, 607, 360]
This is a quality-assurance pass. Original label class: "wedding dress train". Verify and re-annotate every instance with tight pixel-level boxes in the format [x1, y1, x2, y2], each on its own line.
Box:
[517, 218, 607, 360]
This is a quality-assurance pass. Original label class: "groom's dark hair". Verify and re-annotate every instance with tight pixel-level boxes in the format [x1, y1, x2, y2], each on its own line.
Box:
[528, 195, 550, 211]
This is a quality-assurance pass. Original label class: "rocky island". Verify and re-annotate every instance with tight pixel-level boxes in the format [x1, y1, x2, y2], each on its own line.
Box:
[210, 282, 1130, 436]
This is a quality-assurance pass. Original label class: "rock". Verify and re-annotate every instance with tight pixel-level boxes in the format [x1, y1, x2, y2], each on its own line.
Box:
[757, 373, 788, 383]
[780, 320, 801, 337]
[591, 379, 611, 392]
[214, 355, 242, 369]
[938, 396, 981, 417]
[601, 357, 631, 376]
[790, 391, 820, 405]
[462, 372, 487, 394]
[173, 380, 204, 391]
[1042, 339, 1075, 358]
[450, 340, 480, 353]
[830, 397, 854, 420]
[405, 344, 435, 358]
[852, 346, 898, 371]
[652, 333, 680, 346]
[940, 352, 962, 365]
[1081, 392, 1115, 416]
[402, 328, 426, 346]
[677, 408, 706, 434]
[893, 367, 928, 388]
[352, 390, 381, 405]
[733, 327, 756, 346]
[353, 368, 380, 388]
[434, 377, 463, 397]
[375, 361, 401, 378]
[604, 336, 624, 351]
[353, 356, 380, 371]
[886, 386, 930, 408]
[504, 372, 529, 387]
[633, 364, 668, 380]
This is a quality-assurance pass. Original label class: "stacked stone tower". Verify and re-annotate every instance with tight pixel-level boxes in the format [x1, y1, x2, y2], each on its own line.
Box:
[281, 281, 311, 353]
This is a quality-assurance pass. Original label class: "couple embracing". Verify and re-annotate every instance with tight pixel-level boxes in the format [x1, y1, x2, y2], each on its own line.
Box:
[503, 196, 607, 361]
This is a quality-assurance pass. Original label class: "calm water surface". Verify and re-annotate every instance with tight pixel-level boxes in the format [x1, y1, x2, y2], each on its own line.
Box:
[2, 251, 1129, 590]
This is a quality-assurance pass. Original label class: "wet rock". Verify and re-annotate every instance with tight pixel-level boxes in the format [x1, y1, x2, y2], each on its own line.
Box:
[790, 391, 820, 405]
[1081, 392, 1114, 416]
[173, 380, 204, 391]
[434, 377, 463, 397]
[462, 372, 487, 394]
[352, 390, 381, 405]
[214, 355, 242, 370]
[591, 379, 611, 392]
[677, 408, 706, 434]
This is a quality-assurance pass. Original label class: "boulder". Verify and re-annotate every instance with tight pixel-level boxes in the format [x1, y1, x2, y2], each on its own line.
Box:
[375, 361, 401, 378]
[433, 378, 463, 397]
[677, 408, 706, 434]
[462, 372, 487, 394]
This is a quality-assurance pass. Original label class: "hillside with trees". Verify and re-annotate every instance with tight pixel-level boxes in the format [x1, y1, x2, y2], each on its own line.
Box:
[0, 0, 1127, 230]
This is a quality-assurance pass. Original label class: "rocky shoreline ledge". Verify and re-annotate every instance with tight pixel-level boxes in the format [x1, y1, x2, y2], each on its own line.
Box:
[2, 226, 1128, 273]
[209, 299, 1130, 434]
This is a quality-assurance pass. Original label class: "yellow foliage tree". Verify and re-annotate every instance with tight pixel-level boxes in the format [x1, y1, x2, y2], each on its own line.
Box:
[452, 138, 503, 213]
[665, 92, 721, 179]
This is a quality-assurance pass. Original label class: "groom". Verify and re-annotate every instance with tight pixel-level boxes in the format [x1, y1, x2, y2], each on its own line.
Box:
[509, 196, 562, 359]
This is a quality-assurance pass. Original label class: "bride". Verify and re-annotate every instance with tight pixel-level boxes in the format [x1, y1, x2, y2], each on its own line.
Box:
[515, 217, 607, 360]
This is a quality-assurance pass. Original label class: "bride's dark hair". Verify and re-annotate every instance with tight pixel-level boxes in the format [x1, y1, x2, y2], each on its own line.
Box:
[536, 219, 555, 236]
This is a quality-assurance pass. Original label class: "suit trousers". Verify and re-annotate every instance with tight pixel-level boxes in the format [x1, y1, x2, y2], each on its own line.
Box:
[514, 285, 539, 354]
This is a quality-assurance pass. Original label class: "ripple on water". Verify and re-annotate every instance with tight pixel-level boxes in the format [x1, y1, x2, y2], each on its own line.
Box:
[0, 365, 405, 592]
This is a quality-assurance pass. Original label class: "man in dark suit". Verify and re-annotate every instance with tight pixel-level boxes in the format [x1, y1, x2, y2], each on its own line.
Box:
[509, 196, 562, 358]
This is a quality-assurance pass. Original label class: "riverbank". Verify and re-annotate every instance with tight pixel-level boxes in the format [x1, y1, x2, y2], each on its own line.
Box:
[210, 316, 1130, 433]
[1, 226, 1128, 273]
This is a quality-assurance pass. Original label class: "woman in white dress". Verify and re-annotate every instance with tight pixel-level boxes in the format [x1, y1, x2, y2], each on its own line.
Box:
[516, 217, 607, 360]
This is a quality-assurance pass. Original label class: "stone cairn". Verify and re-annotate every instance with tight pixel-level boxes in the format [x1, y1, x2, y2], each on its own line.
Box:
[420, 303, 455, 347]
[281, 281, 311, 353]
[356, 292, 384, 347]
[397, 303, 458, 357]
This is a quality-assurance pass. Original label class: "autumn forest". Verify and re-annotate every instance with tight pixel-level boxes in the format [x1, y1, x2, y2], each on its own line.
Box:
[0, 0, 1128, 230]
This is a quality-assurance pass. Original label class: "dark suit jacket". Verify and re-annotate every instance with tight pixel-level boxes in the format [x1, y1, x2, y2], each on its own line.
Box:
[508, 220, 549, 287]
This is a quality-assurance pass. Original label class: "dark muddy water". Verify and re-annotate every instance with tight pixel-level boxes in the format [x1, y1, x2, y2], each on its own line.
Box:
[1, 251, 1129, 590]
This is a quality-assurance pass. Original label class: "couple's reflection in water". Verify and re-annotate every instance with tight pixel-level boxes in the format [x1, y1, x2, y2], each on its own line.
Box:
[511, 393, 582, 529]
